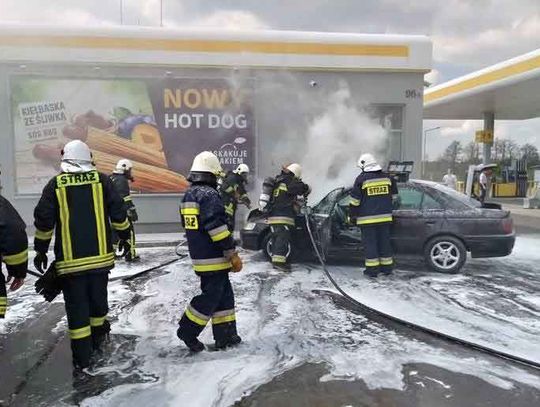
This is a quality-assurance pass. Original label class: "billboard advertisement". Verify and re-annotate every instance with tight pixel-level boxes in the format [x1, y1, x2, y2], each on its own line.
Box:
[10, 76, 255, 195]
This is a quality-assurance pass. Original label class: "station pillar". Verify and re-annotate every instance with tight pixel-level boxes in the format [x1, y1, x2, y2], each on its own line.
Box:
[482, 111, 494, 164]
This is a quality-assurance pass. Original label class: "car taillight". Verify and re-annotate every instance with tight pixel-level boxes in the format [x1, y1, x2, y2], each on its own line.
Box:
[502, 217, 514, 234]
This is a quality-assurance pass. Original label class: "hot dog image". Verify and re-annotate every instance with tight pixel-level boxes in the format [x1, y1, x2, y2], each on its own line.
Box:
[33, 144, 188, 193]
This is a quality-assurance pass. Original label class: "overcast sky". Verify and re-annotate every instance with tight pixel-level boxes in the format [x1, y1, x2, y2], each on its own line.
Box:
[1, 0, 539, 159]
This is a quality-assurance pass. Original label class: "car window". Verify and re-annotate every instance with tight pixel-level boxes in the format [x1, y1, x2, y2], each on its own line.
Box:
[431, 183, 480, 208]
[397, 186, 423, 210]
[313, 187, 345, 214]
[422, 193, 442, 210]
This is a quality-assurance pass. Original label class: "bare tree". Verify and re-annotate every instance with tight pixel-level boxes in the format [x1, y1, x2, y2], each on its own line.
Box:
[492, 138, 520, 165]
[463, 141, 480, 164]
[440, 141, 463, 171]
[520, 143, 540, 165]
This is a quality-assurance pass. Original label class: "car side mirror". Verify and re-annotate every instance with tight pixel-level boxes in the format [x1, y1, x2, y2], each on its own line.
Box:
[301, 205, 313, 215]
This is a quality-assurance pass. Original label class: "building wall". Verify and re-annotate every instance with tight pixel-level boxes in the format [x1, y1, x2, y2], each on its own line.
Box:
[0, 63, 424, 225]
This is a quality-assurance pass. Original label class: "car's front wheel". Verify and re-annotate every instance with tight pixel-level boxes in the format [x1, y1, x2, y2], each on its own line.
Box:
[261, 232, 292, 262]
[424, 235, 466, 274]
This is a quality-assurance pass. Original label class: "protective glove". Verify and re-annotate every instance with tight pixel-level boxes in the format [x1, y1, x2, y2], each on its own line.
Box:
[128, 208, 138, 222]
[118, 239, 131, 257]
[230, 252, 243, 273]
[241, 196, 252, 209]
[34, 252, 48, 273]
[35, 262, 61, 302]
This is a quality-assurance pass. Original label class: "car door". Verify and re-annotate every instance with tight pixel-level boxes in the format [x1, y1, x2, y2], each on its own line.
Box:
[310, 188, 345, 258]
[392, 184, 444, 254]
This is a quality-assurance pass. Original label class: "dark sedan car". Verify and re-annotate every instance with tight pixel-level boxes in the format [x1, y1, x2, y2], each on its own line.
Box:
[241, 180, 515, 273]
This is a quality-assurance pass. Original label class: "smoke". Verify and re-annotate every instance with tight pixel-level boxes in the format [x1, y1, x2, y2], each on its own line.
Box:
[226, 72, 389, 206]
[299, 82, 388, 202]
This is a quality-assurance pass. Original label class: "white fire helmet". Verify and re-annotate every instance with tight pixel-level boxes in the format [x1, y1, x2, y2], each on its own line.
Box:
[190, 151, 224, 176]
[61, 140, 94, 173]
[233, 163, 250, 175]
[115, 159, 133, 173]
[286, 163, 302, 179]
[62, 140, 92, 162]
[357, 153, 382, 172]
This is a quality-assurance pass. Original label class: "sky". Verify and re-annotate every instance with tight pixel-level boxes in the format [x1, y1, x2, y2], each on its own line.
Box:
[1, 0, 539, 159]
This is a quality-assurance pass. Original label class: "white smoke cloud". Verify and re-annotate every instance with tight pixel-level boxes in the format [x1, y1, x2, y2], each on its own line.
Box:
[300, 82, 388, 202]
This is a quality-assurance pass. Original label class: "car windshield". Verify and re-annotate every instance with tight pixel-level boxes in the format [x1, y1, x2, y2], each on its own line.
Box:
[313, 187, 345, 214]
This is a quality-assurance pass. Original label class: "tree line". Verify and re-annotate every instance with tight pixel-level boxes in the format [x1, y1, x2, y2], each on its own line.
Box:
[425, 139, 540, 182]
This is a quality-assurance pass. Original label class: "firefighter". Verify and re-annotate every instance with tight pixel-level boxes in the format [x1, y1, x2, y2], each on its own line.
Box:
[110, 159, 139, 262]
[177, 151, 243, 352]
[268, 163, 310, 272]
[0, 192, 28, 319]
[33, 140, 130, 369]
[219, 163, 251, 231]
[349, 153, 398, 277]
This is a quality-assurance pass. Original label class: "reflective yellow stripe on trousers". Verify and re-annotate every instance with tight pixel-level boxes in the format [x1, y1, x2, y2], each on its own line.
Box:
[212, 309, 236, 325]
[0, 296, 6, 316]
[90, 316, 107, 327]
[3, 249, 28, 265]
[69, 325, 91, 340]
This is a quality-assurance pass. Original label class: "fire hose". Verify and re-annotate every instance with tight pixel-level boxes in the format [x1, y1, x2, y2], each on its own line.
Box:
[303, 211, 540, 370]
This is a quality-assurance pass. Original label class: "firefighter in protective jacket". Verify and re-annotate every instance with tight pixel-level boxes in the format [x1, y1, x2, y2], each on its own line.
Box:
[349, 153, 398, 277]
[219, 163, 251, 231]
[0, 193, 28, 318]
[177, 151, 243, 353]
[110, 159, 139, 261]
[268, 163, 310, 271]
[33, 140, 130, 369]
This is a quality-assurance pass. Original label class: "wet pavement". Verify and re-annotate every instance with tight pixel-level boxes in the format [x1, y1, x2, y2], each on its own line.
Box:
[237, 362, 540, 407]
[1, 238, 539, 406]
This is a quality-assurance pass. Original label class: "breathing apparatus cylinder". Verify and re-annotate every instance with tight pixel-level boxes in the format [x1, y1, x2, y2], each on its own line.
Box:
[259, 177, 275, 211]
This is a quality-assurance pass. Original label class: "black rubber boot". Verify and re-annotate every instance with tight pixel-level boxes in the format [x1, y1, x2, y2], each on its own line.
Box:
[363, 268, 380, 278]
[272, 263, 291, 272]
[125, 254, 141, 263]
[215, 334, 242, 350]
[92, 320, 111, 352]
[177, 327, 205, 353]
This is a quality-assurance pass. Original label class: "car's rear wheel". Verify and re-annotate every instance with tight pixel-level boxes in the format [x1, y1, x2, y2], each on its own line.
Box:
[424, 235, 466, 274]
[261, 232, 292, 262]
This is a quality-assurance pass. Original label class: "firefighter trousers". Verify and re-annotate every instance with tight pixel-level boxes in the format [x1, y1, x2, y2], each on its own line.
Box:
[178, 272, 237, 343]
[270, 224, 290, 264]
[361, 223, 394, 276]
[0, 272, 7, 318]
[62, 271, 110, 368]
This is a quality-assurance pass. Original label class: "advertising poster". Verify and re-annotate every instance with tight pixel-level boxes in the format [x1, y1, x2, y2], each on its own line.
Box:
[10, 76, 255, 195]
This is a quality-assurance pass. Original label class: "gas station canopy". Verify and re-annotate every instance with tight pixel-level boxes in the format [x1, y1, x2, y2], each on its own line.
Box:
[423, 49, 540, 120]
